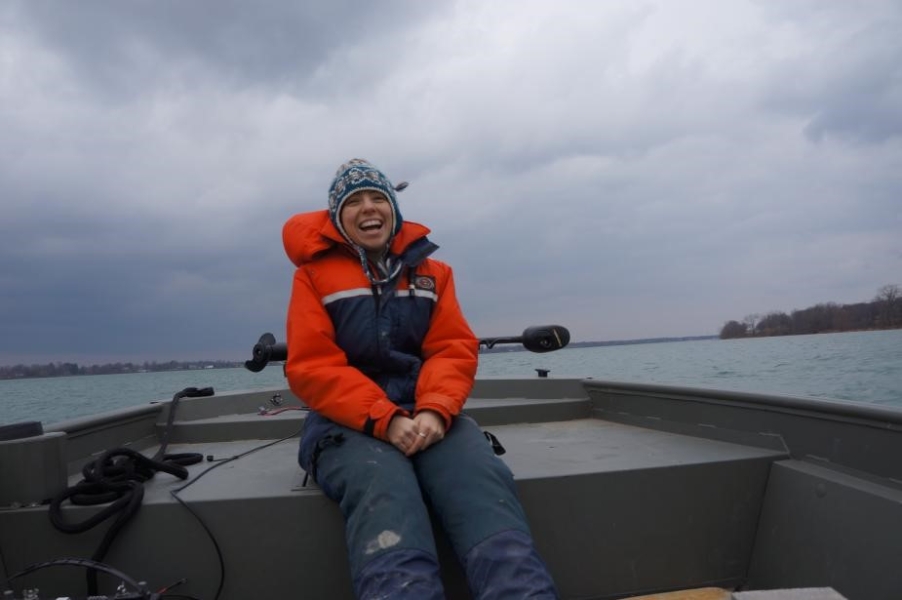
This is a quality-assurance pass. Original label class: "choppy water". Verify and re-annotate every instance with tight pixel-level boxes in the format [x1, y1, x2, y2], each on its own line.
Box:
[478, 329, 901, 407]
[2, 329, 900, 427]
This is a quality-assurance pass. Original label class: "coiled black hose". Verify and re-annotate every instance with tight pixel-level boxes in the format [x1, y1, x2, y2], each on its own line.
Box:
[48, 387, 212, 595]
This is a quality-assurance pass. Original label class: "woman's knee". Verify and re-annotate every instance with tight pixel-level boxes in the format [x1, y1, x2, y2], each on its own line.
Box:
[316, 431, 415, 505]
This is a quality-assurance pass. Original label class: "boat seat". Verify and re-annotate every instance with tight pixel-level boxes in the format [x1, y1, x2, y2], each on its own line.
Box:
[624, 587, 732, 599]
[622, 587, 848, 600]
[731, 589, 847, 599]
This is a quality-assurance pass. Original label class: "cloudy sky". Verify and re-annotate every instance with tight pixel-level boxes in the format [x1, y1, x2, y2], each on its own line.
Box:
[1, 0, 900, 365]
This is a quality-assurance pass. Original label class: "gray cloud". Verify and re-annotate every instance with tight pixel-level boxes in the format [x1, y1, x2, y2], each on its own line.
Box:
[1, 0, 900, 366]
[10, 0, 448, 98]
[759, 11, 902, 143]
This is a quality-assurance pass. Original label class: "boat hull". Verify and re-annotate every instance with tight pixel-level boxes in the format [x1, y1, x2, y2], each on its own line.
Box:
[2, 378, 900, 599]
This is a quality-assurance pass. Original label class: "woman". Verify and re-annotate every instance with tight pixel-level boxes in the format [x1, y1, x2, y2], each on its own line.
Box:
[283, 159, 557, 599]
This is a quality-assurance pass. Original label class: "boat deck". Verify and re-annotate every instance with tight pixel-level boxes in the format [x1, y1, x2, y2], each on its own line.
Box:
[137, 394, 786, 491]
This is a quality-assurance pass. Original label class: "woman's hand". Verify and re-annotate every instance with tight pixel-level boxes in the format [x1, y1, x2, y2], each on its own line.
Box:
[387, 415, 423, 457]
[387, 411, 446, 456]
[413, 410, 446, 452]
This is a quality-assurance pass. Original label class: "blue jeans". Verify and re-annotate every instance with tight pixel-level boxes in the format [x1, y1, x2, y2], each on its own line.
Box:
[300, 413, 558, 599]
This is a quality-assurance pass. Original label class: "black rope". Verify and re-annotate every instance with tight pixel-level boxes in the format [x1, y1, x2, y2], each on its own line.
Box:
[39, 385, 301, 600]
[48, 387, 211, 595]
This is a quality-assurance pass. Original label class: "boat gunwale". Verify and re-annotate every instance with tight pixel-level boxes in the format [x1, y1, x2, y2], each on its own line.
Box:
[583, 378, 902, 427]
[44, 402, 163, 435]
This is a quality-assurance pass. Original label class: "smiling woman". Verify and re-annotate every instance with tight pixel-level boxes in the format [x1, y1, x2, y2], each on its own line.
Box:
[339, 190, 394, 256]
[280, 159, 558, 599]
[324, 158, 407, 285]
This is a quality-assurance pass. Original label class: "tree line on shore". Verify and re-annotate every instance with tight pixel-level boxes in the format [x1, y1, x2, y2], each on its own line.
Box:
[720, 284, 902, 339]
[0, 360, 242, 381]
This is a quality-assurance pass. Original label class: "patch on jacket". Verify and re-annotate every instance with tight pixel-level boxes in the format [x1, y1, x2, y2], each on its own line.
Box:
[413, 275, 436, 291]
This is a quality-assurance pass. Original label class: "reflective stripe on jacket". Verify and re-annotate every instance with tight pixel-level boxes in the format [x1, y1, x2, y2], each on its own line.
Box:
[282, 210, 478, 441]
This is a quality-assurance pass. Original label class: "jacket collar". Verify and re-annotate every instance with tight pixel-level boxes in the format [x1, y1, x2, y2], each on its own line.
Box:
[283, 210, 436, 268]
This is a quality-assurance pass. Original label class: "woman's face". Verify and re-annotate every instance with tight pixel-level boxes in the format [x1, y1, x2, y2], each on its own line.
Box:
[340, 190, 393, 256]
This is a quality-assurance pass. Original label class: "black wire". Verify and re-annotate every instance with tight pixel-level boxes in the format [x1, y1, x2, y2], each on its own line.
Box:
[4, 557, 153, 598]
[169, 426, 303, 600]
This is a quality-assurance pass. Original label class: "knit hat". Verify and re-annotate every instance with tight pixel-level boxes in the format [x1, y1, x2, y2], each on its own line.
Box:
[327, 158, 406, 285]
[328, 159, 403, 247]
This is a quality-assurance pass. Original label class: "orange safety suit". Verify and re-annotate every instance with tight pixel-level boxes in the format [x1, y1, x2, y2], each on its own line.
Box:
[282, 209, 478, 440]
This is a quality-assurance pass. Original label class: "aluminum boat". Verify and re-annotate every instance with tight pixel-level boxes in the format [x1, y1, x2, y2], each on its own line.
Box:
[1, 327, 899, 599]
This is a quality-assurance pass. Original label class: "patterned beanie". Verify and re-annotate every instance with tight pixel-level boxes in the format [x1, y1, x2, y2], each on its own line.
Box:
[328, 159, 403, 246]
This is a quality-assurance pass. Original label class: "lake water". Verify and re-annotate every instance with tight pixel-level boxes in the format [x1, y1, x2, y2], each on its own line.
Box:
[1, 329, 900, 427]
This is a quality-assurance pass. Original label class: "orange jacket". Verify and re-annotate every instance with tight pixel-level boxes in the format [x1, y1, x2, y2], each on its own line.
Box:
[283, 210, 478, 441]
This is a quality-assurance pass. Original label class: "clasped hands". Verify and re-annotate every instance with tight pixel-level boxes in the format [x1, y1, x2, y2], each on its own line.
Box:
[387, 410, 445, 457]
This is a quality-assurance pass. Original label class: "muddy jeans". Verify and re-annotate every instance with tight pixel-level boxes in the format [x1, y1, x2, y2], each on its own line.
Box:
[299, 413, 558, 599]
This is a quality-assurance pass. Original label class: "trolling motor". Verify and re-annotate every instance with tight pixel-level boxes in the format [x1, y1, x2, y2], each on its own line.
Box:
[243, 325, 570, 372]
[478, 325, 570, 352]
[244, 333, 288, 372]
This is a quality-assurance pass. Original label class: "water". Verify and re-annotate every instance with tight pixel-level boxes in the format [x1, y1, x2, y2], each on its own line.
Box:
[0, 368, 289, 427]
[2, 330, 900, 427]
[479, 329, 901, 406]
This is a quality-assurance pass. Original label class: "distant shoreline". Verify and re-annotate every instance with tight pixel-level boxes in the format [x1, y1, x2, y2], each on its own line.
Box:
[0, 361, 242, 381]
